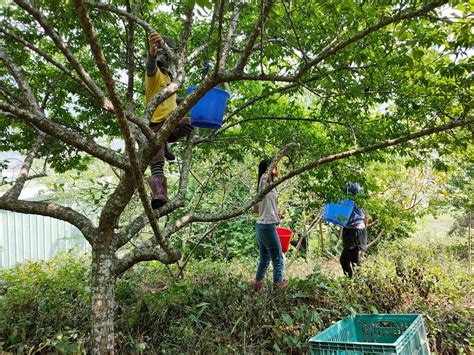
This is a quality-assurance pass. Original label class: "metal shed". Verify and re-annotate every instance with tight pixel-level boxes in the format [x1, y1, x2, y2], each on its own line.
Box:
[0, 209, 90, 268]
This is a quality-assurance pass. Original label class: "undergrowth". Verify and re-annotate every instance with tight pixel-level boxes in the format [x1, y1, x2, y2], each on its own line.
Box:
[0, 241, 472, 353]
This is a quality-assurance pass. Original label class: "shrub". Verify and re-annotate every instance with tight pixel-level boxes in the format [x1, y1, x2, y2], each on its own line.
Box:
[0, 251, 90, 353]
[0, 241, 471, 353]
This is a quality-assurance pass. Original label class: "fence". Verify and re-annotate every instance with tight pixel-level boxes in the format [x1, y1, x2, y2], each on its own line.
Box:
[0, 209, 90, 268]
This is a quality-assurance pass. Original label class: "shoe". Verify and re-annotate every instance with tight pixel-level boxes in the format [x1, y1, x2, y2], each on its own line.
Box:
[147, 175, 169, 209]
[273, 279, 287, 289]
[252, 279, 263, 292]
[164, 143, 176, 161]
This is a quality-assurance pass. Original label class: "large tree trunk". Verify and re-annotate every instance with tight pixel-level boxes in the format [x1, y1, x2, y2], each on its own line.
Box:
[91, 248, 116, 354]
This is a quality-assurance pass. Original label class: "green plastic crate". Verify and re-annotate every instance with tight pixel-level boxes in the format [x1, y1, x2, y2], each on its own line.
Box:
[309, 314, 430, 354]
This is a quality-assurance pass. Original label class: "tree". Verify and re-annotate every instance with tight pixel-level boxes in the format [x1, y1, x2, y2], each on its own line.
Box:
[0, 0, 472, 352]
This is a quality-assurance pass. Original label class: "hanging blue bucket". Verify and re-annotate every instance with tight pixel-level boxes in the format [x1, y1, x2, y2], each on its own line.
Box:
[186, 86, 230, 129]
[323, 199, 355, 226]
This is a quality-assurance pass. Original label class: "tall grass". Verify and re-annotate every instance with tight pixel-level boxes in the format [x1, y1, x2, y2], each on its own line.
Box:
[0, 241, 472, 353]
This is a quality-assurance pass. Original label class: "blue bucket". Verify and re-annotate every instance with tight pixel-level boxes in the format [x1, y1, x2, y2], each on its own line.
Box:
[186, 86, 230, 129]
[323, 199, 355, 226]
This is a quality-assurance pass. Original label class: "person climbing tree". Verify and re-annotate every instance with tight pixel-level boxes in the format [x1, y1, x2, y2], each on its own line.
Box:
[339, 182, 369, 278]
[145, 32, 194, 208]
[253, 160, 286, 291]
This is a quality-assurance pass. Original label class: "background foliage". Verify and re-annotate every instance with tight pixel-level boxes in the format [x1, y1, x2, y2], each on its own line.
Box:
[1, 236, 472, 353]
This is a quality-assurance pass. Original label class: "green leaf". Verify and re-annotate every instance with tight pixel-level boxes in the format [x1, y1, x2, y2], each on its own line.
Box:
[282, 313, 293, 326]
[412, 49, 424, 60]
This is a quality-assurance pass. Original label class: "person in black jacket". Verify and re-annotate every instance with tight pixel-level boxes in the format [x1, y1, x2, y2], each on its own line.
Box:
[340, 182, 368, 278]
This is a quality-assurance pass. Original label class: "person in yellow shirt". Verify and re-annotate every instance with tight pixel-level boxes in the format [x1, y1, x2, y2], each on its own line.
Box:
[146, 32, 193, 208]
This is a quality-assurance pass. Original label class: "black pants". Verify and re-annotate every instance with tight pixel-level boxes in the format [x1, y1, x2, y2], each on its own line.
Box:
[340, 247, 360, 278]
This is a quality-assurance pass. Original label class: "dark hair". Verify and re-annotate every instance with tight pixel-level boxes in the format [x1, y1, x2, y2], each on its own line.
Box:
[257, 160, 271, 192]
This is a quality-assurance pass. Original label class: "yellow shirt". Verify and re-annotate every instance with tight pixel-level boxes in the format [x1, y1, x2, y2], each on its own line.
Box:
[145, 68, 177, 123]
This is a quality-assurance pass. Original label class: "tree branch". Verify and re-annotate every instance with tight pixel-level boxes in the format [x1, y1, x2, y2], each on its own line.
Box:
[233, 0, 275, 73]
[296, 0, 449, 79]
[2, 133, 45, 200]
[367, 229, 384, 249]
[166, 117, 473, 235]
[225, 65, 373, 122]
[117, 132, 195, 248]
[14, 0, 114, 111]
[178, 3, 194, 69]
[85, 1, 177, 62]
[177, 222, 222, 278]
[85, 1, 152, 32]
[0, 198, 96, 243]
[0, 28, 94, 96]
[114, 238, 178, 276]
[73, 0, 179, 259]
[0, 102, 129, 170]
[215, 0, 226, 73]
[0, 46, 41, 112]
[218, 0, 241, 70]
[125, 0, 136, 110]
[216, 116, 350, 136]
[281, 0, 308, 63]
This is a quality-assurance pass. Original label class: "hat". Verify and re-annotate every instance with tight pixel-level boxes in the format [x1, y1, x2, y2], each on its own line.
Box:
[162, 35, 177, 50]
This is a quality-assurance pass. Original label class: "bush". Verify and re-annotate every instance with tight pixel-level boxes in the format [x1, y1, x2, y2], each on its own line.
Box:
[0, 251, 90, 353]
[0, 242, 472, 353]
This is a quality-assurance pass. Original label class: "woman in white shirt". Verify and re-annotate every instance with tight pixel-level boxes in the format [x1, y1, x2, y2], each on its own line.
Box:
[253, 160, 286, 291]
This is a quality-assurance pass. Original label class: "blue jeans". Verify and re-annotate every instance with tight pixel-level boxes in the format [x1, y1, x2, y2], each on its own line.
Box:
[255, 223, 284, 283]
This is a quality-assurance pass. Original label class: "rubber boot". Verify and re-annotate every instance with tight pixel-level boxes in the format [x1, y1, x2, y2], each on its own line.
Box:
[164, 143, 176, 161]
[252, 279, 263, 292]
[147, 175, 169, 209]
[273, 279, 287, 290]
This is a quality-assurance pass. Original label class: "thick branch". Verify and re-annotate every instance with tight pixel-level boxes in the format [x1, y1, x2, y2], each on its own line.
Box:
[0, 46, 41, 112]
[368, 230, 384, 249]
[0, 198, 96, 243]
[2, 133, 45, 200]
[215, 0, 226, 71]
[219, 0, 241, 69]
[167, 117, 473, 235]
[114, 238, 178, 276]
[186, 43, 209, 63]
[0, 102, 129, 170]
[118, 132, 195, 247]
[125, 0, 135, 109]
[73, 0, 178, 259]
[13, 0, 113, 111]
[179, 4, 194, 63]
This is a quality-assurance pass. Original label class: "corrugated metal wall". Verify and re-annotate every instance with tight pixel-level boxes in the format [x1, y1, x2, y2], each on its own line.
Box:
[0, 210, 91, 268]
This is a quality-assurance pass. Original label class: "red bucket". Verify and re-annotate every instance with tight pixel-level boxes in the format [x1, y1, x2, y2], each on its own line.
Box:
[276, 227, 293, 253]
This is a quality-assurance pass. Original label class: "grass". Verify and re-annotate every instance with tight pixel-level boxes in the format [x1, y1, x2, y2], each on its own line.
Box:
[0, 223, 472, 353]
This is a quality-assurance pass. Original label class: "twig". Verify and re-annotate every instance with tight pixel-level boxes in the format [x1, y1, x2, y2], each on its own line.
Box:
[177, 222, 222, 278]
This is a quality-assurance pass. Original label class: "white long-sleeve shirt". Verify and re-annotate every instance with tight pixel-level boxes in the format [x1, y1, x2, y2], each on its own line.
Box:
[257, 176, 280, 225]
